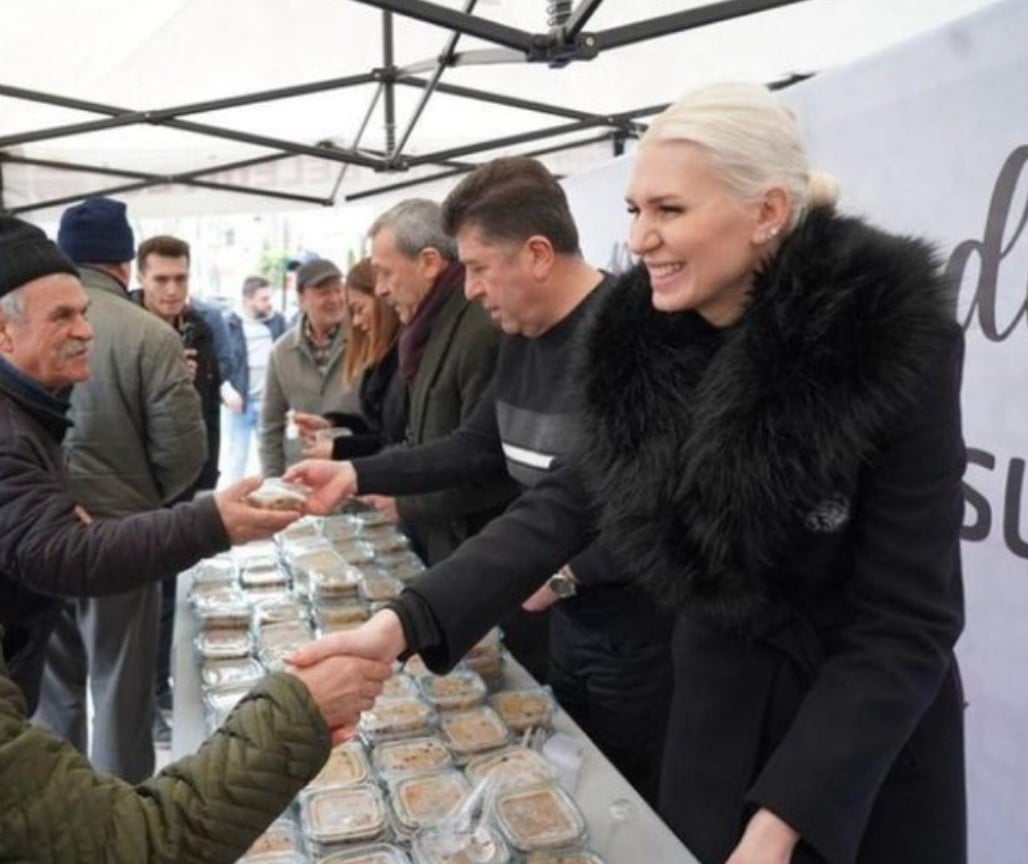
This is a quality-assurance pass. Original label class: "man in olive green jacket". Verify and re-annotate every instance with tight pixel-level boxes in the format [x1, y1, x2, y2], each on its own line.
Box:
[0, 628, 390, 863]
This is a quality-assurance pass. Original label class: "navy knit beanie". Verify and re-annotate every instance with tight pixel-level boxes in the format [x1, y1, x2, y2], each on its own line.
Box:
[57, 197, 135, 264]
[0, 215, 79, 298]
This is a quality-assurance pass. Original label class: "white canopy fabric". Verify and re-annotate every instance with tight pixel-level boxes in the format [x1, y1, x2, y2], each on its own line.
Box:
[0, 0, 999, 218]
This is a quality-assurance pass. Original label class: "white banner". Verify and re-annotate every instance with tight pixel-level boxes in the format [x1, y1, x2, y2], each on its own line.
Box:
[563, 2, 1028, 860]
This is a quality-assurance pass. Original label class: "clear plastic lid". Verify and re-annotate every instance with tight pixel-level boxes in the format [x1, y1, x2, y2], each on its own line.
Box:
[488, 688, 555, 733]
[240, 561, 290, 589]
[418, 670, 487, 713]
[238, 816, 303, 860]
[320, 514, 364, 543]
[257, 619, 314, 651]
[379, 672, 420, 700]
[252, 596, 309, 627]
[202, 682, 252, 725]
[412, 824, 511, 864]
[332, 540, 378, 566]
[359, 697, 436, 744]
[308, 740, 372, 790]
[275, 516, 322, 545]
[300, 783, 389, 846]
[438, 707, 510, 760]
[351, 507, 394, 528]
[314, 601, 370, 634]
[200, 656, 265, 690]
[310, 564, 363, 601]
[372, 735, 453, 780]
[194, 595, 252, 631]
[389, 769, 471, 833]
[189, 557, 237, 589]
[361, 527, 411, 554]
[522, 851, 608, 864]
[289, 547, 350, 579]
[464, 746, 556, 791]
[194, 627, 254, 660]
[493, 783, 587, 853]
[316, 843, 413, 864]
[360, 573, 404, 604]
[243, 478, 309, 512]
[375, 551, 426, 582]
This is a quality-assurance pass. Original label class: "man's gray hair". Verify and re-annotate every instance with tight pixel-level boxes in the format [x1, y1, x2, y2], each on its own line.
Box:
[0, 287, 26, 322]
[368, 198, 456, 260]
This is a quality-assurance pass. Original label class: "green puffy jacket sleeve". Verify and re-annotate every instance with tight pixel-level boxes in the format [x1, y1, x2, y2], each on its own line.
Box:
[0, 663, 330, 864]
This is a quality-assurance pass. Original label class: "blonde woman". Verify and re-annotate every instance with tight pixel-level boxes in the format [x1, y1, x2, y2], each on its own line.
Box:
[290, 83, 966, 864]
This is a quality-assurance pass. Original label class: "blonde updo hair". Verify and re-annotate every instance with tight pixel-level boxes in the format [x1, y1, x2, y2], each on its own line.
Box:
[643, 82, 839, 230]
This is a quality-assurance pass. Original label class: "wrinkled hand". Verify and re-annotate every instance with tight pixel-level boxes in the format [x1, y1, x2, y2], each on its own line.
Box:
[361, 494, 398, 522]
[301, 438, 334, 459]
[724, 809, 800, 864]
[522, 582, 561, 613]
[214, 476, 301, 544]
[283, 459, 358, 515]
[287, 654, 391, 741]
[291, 410, 331, 441]
[289, 609, 407, 669]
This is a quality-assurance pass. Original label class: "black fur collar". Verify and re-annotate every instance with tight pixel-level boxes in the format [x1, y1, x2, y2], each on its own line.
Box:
[579, 208, 955, 630]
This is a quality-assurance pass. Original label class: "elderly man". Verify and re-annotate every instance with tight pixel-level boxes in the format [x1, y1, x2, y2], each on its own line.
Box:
[0, 215, 303, 708]
[259, 258, 359, 476]
[363, 198, 517, 567]
[32, 198, 207, 780]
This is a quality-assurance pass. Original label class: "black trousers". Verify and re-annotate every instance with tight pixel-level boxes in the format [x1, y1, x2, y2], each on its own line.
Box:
[548, 607, 673, 807]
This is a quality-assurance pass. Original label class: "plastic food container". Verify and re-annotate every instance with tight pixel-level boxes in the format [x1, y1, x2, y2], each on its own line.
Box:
[308, 740, 372, 789]
[332, 540, 377, 566]
[360, 573, 404, 605]
[194, 595, 253, 631]
[351, 508, 394, 528]
[389, 769, 471, 835]
[244, 478, 309, 512]
[200, 656, 265, 690]
[418, 670, 488, 713]
[488, 688, 555, 733]
[372, 735, 453, 781]
[358, 697, 436, 745]
[202, 682, 252, 726]
[379, 673, 420, 700]
[258, 619, 314, 651]
[493, 783, 587, 853]
[252, 596, 309, 627]
[521, 850, 608, 864]
[361, 527, 410, 554]
[464, 746, 556, 790]
[194, 627, 254, 661]
[374, 551, 425, 582]
[239, 561, 289, 590]
[189, 557, 237, 590]
[320, 514, 363, 542]
[300, 783, 389, 849]
[238, 817, 303, 860]
[276, 516, 321, 544]
[412, 824, 511, 864]
[438, 707, 509, 762]
[315, 843, 412, 864]
[314, 601, 370, 635]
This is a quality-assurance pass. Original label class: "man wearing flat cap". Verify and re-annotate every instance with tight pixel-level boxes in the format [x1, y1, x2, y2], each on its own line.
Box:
[259, 257, 360, 476]
[31, 198, 207, 780]
[0, 214, 300, 732]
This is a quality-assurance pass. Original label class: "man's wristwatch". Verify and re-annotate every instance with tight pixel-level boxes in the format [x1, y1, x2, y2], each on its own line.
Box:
[546, 566, 578, 600]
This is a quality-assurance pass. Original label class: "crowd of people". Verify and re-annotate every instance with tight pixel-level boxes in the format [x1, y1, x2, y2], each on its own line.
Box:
[0, 81, 967, 864]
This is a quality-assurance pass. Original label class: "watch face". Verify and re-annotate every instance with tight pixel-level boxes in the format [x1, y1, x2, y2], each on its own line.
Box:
[548, 573, 576, 599]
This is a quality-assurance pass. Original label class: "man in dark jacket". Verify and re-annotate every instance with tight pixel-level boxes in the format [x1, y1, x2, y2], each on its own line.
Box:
[33, 197, 207, 781]
[288, 160, 673, 800]
[366, 198, 518, 569]
[0, 215, 305, 713]
[223, 275, 287, 481]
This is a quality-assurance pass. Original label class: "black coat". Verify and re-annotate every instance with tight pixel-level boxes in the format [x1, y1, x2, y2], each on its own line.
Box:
[0, 360, 229, 711]
[398, 209, 966, 864]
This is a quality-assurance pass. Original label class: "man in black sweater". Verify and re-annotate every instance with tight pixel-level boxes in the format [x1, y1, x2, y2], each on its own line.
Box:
[287, 157, 673, 804]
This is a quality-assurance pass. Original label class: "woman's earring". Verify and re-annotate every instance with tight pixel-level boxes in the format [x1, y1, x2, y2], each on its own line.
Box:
[768, 225, 781, 239]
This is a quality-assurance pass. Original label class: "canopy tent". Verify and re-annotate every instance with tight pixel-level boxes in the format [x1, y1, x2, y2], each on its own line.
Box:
[0, 0, 999, 219]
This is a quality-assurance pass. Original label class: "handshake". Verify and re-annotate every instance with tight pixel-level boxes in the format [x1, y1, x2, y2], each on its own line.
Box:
[284, 608, 409, 743]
